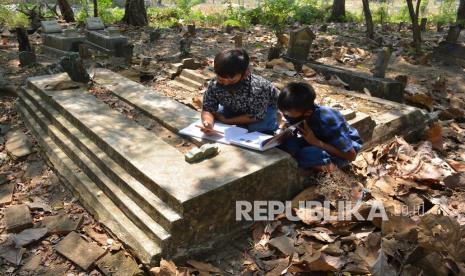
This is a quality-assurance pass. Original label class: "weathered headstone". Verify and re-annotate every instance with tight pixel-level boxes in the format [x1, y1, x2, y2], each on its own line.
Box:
[16, 27, 36, 67]
[79, 43, 91, 59]
[41, 21, 86, 56]
[4, 205, 33, 233]
[115, 43, 134, 63]
[60, 53, 90, 83]
[182, 58, 201, 70]
[41, 20, 62, 33]
[372, 47, 391, 78]
[5, 130, 33, 159]
[233, 33, 243, 48]
[287, 27, 315, 61]
[180, 35, 192, 58]
[85, 17, 105, 31]
[0, 178, 15, 205]
[149, 29, 161, 42]
[187, 24, 196, 36]
[19, 51, 36, 67]
[55, 231, 106, 270]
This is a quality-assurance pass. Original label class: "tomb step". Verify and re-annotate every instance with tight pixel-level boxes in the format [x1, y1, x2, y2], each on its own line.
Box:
[25, 81, 184, 214]
[19, 88, 182, 232]
[169, 80, 198, 92]
[180, 69, 212, 84]
[176, 75, 204, 90]
[17, 93, 171, 246]
[16, 101, 162, 265]
[347, 112, 376, 145]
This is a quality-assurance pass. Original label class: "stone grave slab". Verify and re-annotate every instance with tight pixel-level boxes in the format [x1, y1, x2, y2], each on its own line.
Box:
[41, 20, 85, 57]
[5, 130, 33, 159]
[55, 231, 106, 270]
[41, 214, 83, 235]
[96, 251, 142, 276]
[19, 71, 301, 263]
[84, 17, 129, 57]
[4, 204, 33, 233]
[0, 179, 15, 205]
[304, 62, 405, 102]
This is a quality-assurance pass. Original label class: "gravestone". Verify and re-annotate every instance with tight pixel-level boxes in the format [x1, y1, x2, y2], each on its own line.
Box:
[179, 35, 192, 58]
[287, 26, 315, 61]
[41, 20, 86, 57]
[233, 33, 243, 48]
[84, 17, 130, 57]
[149, 29, 161, 42]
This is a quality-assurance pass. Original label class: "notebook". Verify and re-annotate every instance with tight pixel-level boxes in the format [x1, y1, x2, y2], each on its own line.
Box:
[179, 120, 248, 144]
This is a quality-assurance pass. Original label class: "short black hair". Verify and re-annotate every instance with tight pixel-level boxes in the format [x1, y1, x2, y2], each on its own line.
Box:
[214, 49, 249, 78]
[278, 82, 316, 112]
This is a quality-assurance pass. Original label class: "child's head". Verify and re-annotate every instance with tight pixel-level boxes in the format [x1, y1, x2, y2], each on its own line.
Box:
[278, 82, 316, 122]
[214, 49, 250, 86]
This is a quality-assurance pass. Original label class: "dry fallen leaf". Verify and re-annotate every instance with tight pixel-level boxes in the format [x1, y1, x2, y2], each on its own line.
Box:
[268, 235, 295, 256]
[187, 260, 221, 274]
[426, 122, 443, 152]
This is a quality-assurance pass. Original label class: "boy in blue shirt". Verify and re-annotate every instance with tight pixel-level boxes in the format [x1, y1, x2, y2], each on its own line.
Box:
[278, 82, 363, 172]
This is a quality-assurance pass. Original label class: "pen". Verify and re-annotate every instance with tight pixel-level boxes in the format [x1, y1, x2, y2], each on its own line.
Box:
[195, 125, 224, 135]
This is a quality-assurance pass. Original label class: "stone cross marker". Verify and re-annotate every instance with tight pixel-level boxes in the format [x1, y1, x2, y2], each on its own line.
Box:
[85, 17, 105, 30]
[287, 26, 315, 61]
[41, 20, 62, 34]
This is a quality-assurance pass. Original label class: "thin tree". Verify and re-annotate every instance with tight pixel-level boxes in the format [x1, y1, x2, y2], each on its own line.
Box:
[458, 0, 465, 28]
[406, 0, 422, 54]
[362, 0, 374, 39]
[57, 0, 75, 22]
[93, 0, 98, 17]
[123, 0, 148, 26]
[330, 0, 345, 22]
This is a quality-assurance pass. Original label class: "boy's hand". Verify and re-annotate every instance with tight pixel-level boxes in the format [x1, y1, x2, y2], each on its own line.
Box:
[201, 120, 215, 135]
[298, 122, 321, 146]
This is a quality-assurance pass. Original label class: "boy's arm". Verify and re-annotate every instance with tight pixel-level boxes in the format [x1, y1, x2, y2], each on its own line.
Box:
[298, 122, 357, 161]
[215, 113, 257, 125]
[201, 82, 219, 134]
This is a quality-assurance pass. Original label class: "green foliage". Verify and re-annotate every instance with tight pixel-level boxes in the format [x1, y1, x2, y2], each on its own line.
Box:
[340, 11, 363, 23]
[373, 2, 389, 24]
[431, 0, 456, 24]
[294, 2, 326, 24]
[260, 0, 296, 34]
[0, 6, 30, 28]
[76, 0, 124, 24]
[391, 5, 411, 23]
[147, 7, 186, 28]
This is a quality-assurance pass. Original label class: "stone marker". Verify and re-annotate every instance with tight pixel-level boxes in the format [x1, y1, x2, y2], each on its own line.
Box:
[41, 20, 62, 34]
[96, 251, 142, 276]
[4, 204, 33, 233]
[60, 53, 90, 83]
[187, 24, 196, 36]
[55, 231, 106, 271]
[372, 47, 391, 78]
[79, 43, 91, 59]
[0, 241, 26, 265]
[20, 253, 43, 272]
[85, 17, 105, 31]
[19, 51, 36, 67]
[287, 26, 315, 61]
[233, 33, 243, 48]
[341, 109, 356, 120]
[179, 35, 192, 58]
[5, 130, 33, 159]
[182, 58, 201, 70]
[185, 144, 219, 163]
[42, 214, 83, 235]
[149, 29, 161, 42]
[23, 160, 45, 179]
[0, 179, 15, 205]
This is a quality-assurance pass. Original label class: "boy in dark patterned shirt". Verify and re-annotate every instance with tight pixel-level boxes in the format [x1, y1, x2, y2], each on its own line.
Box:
[278, 82, 363, 171]
[201, 49, 279, 135]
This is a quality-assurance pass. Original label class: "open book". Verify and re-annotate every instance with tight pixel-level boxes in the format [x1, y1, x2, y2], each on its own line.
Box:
[179, 120, 302, 151]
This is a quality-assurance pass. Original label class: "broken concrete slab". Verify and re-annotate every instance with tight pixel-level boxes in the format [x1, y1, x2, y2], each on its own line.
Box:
[20, 252, 43, 272]
[23, 160, 45, 179]
[5, 130, 33, 159]
[0, 241, 26, 265]
[304, 62, 404, 103]
[4, 205, 33, 233]
[12, 227, 48, 247]
[27, 197, 52, 213]
[41, 214, 83, 235]
[182, 58, 201, 70]
[55, 231, 106, 271]
[0, 124, 10, 135]
[96, 251, 142, 276]
[347, 112, 376, 144]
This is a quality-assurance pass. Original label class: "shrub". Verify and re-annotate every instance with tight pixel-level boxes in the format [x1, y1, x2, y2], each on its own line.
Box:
[294, 4, 326, 24]
[260, 0, 297, 35]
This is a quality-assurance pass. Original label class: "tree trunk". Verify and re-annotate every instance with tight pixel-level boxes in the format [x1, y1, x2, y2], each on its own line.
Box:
[16, 27, 32, 52]
[330, 0, 345, 22]
[406, 0, 422, 54]
[93, 0, 98, 17]
[123, 0, 148, 26]
[445, 24, 461, 43]
[57, 0, 75, 22]
[362, 0, 374, 39]
[458, 0, 465, 28]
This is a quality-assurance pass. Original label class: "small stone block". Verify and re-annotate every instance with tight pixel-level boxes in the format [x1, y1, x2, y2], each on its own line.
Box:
[64, 28, 79, 37]
[55, 231, 106, 271]
[348, 112, 376, 143]
[96, 251, 142, 276]
[182, 58, 201, 70]
[4, 204, 33, 233]
[5, 130, 33, 159]
[0, 180, 15, 205]
[41, 20, 62, 34]
[85, 17, 105, 30]
[42, 214, 83, 235]
[106, 27, 121, 37]
[341, 109, 356, 120]
[185, 144, 219, 163]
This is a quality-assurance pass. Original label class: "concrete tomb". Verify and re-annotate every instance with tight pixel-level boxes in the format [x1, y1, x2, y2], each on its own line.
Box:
[84, 17, 130, 57]
[16, 69, 428, 264]
[41, 20, 86, 57]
